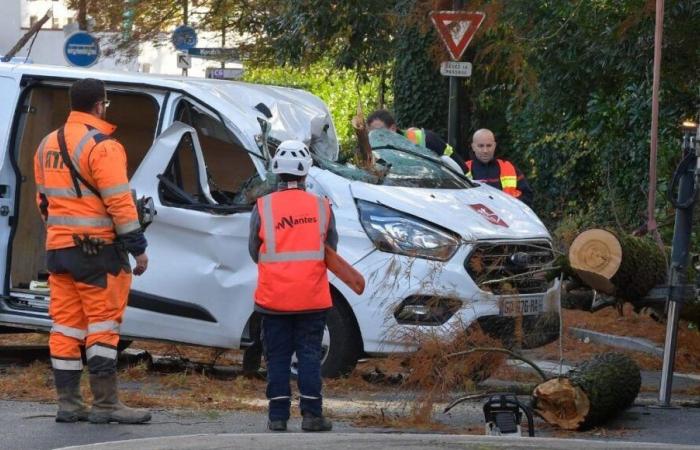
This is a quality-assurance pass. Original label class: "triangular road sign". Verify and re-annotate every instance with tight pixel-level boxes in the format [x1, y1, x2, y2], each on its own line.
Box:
[430, 11, 486, 61]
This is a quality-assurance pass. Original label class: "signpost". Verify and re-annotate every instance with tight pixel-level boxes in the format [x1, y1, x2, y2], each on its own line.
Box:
[172, 25, 197, 76]
[63, 31, 100, 67]
[430, 11, 485, 61]
[440, 61, 472, 77]
[187, 47, 240, 61]
[177, 53, 192, 70]
[171, 25, 198, 51]
[205, 67, 244, 80]
[430, 8, 485, 154]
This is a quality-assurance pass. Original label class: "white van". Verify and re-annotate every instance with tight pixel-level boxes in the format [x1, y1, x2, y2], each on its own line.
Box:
[0, 63, 560, 377]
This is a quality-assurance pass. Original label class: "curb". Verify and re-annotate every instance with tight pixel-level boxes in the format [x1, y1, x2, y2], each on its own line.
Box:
[569, 327, 664, 357]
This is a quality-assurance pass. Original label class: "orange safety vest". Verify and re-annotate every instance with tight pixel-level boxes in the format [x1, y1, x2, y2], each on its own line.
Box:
[466, 159, 522, 199]
[34, 111, 140, 250]
[255, 189, 332, 313]
[404, 127, 455, 157]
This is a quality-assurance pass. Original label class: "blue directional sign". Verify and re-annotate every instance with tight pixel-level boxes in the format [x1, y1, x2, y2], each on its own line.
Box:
[63, 32, 100, 67]
[172, 25, 198, 51]
[187, 47, 240, 60]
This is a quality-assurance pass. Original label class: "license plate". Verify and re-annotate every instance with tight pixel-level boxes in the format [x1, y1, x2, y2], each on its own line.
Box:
[499, 296, 543, 316]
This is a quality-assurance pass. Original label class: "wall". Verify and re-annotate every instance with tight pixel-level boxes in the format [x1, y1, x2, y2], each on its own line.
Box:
[0, 0, 241, 78]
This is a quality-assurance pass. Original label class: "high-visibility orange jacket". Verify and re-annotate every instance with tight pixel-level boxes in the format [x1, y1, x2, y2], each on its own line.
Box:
[466, 159, 525, 200]
[34, 111, 141, 250]
[254, 189, 332, 313]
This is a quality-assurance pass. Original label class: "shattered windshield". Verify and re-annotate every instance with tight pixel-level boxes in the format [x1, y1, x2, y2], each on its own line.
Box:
[314, 129, 471, 189]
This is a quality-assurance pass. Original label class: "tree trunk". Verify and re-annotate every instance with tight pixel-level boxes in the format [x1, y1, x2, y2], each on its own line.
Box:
[2, 10, 51, 62]
[532, 352, 641, 430]
[351, 102, 373, 168]
[568, 229, 666, 302]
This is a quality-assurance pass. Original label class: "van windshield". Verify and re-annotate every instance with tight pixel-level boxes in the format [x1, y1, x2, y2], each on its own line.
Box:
[313, 129, 472, 189]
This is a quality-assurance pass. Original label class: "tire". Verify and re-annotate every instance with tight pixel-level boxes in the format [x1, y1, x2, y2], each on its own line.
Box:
[247, 300, 364, 379]
[117, 339, 132, 352]
[319, 300, 363, 378]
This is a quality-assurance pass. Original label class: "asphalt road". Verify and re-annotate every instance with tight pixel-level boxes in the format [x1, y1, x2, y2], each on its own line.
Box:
[3, 398, 700, 450]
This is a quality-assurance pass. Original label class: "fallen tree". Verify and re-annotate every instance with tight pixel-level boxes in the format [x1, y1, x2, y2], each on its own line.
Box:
[532, 352, 641, 430]
[568, 229, 667, 301]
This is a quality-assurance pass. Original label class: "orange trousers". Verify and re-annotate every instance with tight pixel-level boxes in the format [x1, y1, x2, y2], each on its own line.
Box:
[48, 270, 131, 371]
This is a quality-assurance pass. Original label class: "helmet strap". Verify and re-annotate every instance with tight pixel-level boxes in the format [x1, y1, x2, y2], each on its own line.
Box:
[278, 181, 306, 191]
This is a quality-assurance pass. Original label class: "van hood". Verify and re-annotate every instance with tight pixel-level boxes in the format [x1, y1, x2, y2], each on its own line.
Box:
[350, 182, 549, 242]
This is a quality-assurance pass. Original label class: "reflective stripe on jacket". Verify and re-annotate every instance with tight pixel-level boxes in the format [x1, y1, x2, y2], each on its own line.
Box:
[466, 159, 523, 199]
[34, 111, 140, 250]
[255, 189, 332, 313]
[404, 127, 454, 157]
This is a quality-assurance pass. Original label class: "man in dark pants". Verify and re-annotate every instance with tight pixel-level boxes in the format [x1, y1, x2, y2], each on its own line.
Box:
[249, 140, 337, 432]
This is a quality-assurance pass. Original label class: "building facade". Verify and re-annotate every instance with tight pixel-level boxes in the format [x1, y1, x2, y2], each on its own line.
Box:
[1, 0, 241, 78]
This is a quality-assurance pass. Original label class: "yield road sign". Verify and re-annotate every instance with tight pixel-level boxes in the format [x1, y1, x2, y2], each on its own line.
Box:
[177, 53, 192, 69]
[440, 61, 472, 77]
[172, 25, 198, 51]
[63, 32, 100, 67]
[430, 11, 485, 61]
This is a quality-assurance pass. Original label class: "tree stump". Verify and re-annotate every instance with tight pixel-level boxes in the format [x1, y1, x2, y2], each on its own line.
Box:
[568, 229, 666, 301]
[532, 352, 641, 430]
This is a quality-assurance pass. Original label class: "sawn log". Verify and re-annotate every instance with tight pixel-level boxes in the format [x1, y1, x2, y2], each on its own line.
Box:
[532, 352, 641, 430]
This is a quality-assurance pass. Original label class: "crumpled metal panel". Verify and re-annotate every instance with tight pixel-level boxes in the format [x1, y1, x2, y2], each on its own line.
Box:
[187, 81, 340, 161]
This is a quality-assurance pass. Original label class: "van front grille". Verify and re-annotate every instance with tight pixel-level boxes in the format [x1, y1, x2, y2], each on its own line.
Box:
[465, 241, 556, 295]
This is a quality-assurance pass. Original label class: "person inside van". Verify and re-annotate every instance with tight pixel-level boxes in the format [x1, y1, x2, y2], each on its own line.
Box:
[248, 140, 337, 432]
[34, 78, 150, 424]
[367, 109, 467, 171]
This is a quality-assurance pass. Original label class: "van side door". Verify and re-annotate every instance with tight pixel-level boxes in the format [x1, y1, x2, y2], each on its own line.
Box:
[124, 96, 272, 349]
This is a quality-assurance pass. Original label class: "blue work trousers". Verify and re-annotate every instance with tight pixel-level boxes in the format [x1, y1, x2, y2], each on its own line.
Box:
[262, 311, 327, 421]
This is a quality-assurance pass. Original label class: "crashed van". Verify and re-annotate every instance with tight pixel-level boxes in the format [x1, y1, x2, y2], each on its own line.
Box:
[0, 63, 560, 377]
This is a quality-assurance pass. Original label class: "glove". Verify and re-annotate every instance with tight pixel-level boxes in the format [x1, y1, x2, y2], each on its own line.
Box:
[72, 234, 105, 256]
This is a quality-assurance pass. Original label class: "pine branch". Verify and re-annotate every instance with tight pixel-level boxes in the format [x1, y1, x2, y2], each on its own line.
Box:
[446, 346, 548, 381]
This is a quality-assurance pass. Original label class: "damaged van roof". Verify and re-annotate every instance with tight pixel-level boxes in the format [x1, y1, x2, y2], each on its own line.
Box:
[3, 63, 339, 160]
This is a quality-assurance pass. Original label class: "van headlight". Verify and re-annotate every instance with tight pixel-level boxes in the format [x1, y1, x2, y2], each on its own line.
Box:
[356, 200, 460, 261]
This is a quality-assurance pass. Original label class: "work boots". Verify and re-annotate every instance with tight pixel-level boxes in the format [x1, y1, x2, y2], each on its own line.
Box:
[88, 373, 151, 424]
[53, 369, 89, 423]
[301, 412, 332, 432]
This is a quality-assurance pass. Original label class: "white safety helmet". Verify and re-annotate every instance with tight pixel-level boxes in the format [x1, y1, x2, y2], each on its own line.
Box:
[271, 140, 312, 176]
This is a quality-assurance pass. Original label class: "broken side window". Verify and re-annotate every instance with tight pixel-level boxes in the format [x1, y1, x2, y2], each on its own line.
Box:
[174, 100, 259, 207]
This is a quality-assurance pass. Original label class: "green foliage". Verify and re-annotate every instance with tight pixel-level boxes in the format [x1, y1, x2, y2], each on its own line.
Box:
[242, 63, 391, 153]
[468, 0, 700, 241]
[392, 0, 449, 136]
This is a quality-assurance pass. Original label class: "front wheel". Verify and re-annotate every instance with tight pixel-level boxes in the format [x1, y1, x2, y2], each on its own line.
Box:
[287, 301, 364, 378]
[246, 301, 363, 379]
[319, 300, 363, 378]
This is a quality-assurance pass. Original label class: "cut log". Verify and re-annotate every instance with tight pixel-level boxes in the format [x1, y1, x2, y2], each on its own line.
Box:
[569, 229, 666, 301]
[532, 352, 641, 430]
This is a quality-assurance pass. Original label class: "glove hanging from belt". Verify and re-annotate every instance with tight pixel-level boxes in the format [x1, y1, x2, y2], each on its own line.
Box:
[72, 233, 106, 256]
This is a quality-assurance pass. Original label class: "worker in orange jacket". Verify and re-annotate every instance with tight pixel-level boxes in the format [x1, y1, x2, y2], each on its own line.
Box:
[249, 140, 336, 432]
[34, 78, 150, 424]
[467, 129, 534, 206]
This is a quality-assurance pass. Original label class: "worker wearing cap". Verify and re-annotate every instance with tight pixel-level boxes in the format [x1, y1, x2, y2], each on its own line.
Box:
[34, 78, 150, 424]
[249, 140, 337, 432]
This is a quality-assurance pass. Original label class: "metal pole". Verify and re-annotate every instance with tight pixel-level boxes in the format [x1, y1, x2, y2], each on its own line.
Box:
[221, 23, 226, 69]
[646, 0, 665, 241]
[447, 0, 464, 156]
[658, 123, 698, 407]
[182, 0, 188, 77]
